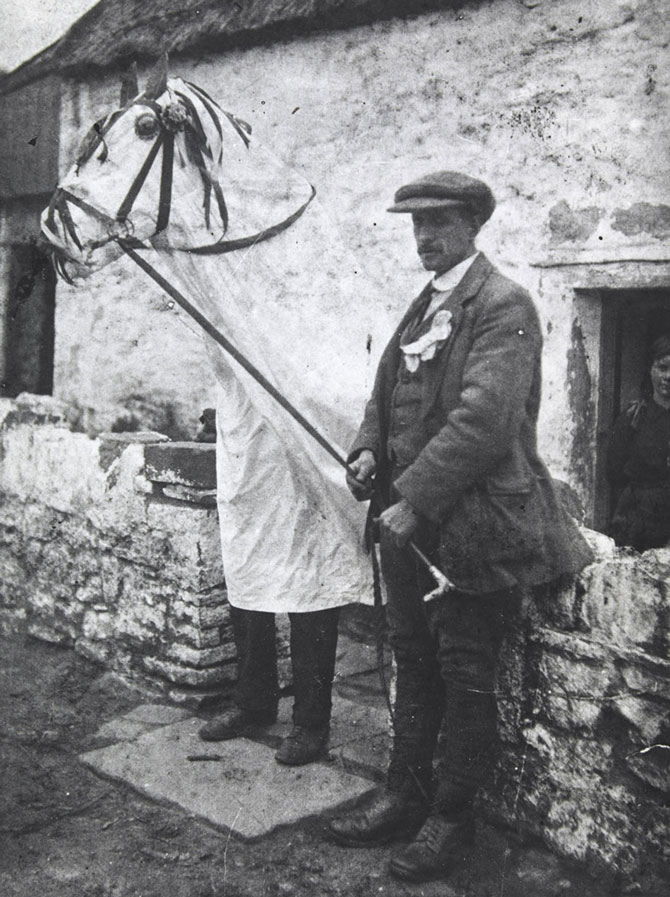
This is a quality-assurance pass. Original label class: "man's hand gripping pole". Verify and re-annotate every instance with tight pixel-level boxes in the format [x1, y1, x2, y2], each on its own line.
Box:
[352, 455, 455, 601]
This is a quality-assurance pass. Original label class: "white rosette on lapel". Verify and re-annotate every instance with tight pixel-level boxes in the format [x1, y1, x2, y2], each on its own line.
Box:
[401, 309, 453, 372]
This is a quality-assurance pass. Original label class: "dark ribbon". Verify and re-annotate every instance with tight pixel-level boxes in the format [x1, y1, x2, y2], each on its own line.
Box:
[155, 133, 175, 234]
[187, 185, 316, 255]
[116, 133, 164, 223]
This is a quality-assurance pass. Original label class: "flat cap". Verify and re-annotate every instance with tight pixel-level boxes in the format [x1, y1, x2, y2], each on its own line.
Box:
[388, 170, 495, 224]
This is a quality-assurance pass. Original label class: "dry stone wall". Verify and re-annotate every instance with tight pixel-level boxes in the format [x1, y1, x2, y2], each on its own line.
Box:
[0, 393, 237, 699]
[491, 538, 670, 889]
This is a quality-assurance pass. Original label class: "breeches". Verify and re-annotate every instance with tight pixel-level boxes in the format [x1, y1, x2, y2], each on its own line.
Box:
[380, 527, 520, 815]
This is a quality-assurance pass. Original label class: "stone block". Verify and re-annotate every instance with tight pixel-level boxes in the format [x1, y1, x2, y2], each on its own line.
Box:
[167, 642, 236, 668]
[543, 799, 613, 867]
[533, 729, 614, 793]
[1, 426, 108, 512]
[0, 607, 27, 633]
[3, 393, 73, 429]
[541, 639, 613, 687]
[578, 556, 667, 652]
[496, 727, 659, 876]
[75, 575, 105, 605]
[580, 528, 617, 563]
[141, 656, 235, 687]
[628, 747, 670, 793]
[641, 806, 670, 864]
[334, 635, 379, 679]
[133, 473, 157, 495]
[29, 584, 77, 615]
[167, 619, 222, 649]
[118, 569, 172, 616]
[142, 502, 224, 588]
[535, 580, 580, 630]
[541, 692, 603, 731]
[161, 484, 217, 507]
[82, 608, 115, 642]
[0, 516, 22, 550]
[610, 694, 670, 744]
[0, 553, 29, 599]
[144, 442, 217, 489]
[620, 657, 670, 702]
[22, 539, 43, 573]
[173, 586, 227, 609]
[38, 539, 84, 585]
[535, 627, 611, 662]
[169, 595, 230, 634]
[97, 430, 169, 472]
[199, 603, 230, 628]
[115, 609, 166, 644]
[111, 527, 173, 570]
[98, 554, 122, 603]
[537, 640, 614, 731]
[75, 636, 112, 664]
[521, 723, 556, 761]
[27, 619, 74, 645]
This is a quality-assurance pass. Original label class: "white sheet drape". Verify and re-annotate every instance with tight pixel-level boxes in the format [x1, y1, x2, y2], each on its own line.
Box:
[150, 198, 392, 611]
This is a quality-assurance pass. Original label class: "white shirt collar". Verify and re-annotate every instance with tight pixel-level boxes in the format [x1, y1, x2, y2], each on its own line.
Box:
[431, 251, 480, 293]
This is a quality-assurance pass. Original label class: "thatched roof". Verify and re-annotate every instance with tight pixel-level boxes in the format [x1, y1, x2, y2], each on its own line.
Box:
[1, 0, 461, 95]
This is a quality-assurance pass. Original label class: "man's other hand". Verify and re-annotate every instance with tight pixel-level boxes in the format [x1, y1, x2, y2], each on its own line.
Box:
[346, 450, 377, 501]
[379, 498, 419, 547]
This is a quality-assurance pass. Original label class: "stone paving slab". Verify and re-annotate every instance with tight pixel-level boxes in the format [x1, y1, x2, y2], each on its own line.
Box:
[330, 693, 389, 747]
[333, 636, 380, 679]
[94, 704, 201, 742]
[94, 718, 157, 743]
[81, 717, 375, 839]
[123, 703, 193, 725]
[334, 671, 392, 708]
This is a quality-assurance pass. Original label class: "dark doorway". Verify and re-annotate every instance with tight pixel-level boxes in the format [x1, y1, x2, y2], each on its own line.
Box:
[2, 240, 56, 398]
[593, 288, 670, 531]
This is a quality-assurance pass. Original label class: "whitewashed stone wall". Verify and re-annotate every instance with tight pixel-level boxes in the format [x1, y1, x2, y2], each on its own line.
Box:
[491, 538, 670, 888]
[0, 393, 237, 699]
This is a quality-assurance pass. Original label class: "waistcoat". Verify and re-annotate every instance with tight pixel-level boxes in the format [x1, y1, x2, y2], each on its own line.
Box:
[387, 307, 436, 468]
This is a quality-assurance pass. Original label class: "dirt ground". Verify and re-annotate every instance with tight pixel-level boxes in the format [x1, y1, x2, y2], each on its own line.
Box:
[0, 629, 644, 897]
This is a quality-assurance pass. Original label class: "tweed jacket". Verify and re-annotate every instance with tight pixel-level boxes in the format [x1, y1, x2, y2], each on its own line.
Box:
[350, 253, 593, 593]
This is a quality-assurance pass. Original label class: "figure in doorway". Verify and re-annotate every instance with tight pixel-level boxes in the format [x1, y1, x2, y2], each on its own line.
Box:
[607, 334, 670, 551]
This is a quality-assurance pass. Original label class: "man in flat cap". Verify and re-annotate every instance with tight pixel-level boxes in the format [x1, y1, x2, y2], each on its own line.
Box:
[328, 171, 593, 882]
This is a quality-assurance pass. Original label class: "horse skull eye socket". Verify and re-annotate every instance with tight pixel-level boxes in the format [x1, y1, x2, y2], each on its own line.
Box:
[135, 113, 160, 140]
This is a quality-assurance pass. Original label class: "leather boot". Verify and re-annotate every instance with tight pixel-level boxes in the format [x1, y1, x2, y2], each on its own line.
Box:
[389, 813, 474, 882]
[327, 788, 426, 847]
[275, 725, 329, 766]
